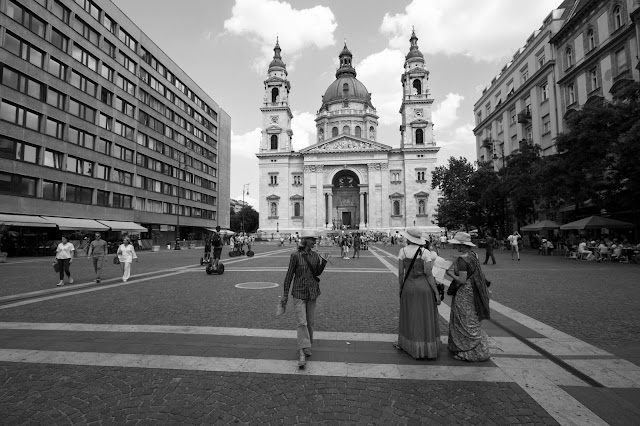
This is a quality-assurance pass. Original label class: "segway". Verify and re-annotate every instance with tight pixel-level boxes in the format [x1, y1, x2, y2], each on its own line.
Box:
[206, 262, 224, 275]
[246, 250, 254, 257]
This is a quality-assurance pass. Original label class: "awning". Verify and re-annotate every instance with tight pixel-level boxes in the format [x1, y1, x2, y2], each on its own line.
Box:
[521, 220, 561, 231]
[41, 216, 109, 231]
[0, 214, 56, 227]
[97, 220, 147, 232]
[560, 216, 634, 230]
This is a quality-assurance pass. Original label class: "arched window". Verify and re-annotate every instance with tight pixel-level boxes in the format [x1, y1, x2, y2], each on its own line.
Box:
[566, 47, 573, 68]
[355, 126, 361, 137]
[418, 200, 425, 215]
[613, 5, 622, 29]
[270, 135, 278, 150]
[369, 126, 375, 140]
[332, 127, 338, 137]
[587, 29, 595, 50]
[342, 83, 349, 97]
[415, 128, 424, 144]
[294, 202, 300, 217]
[342, 125, 350, 135]
[413, 79, 422, 95]
[318, 128, 324, 141]
[393, 200, 400, 216]
[271, 87, 279, 103]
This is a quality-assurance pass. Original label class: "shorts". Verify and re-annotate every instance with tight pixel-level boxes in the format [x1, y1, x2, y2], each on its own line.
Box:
[511, 244, 519, 252]
[213, 247, 222, 260]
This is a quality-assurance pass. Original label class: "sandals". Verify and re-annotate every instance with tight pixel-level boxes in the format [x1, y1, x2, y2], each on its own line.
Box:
[392, 342, 401, 350]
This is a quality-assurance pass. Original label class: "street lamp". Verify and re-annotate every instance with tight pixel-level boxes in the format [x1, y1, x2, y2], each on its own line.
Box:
[241, 183, 250, 233]
[276, 222, 279, 233]
[174, 151, 186, 250]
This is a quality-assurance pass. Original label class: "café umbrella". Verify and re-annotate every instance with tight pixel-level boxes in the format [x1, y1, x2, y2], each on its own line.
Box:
[559, 216, 634, 230]
[521, 220, 561, 231]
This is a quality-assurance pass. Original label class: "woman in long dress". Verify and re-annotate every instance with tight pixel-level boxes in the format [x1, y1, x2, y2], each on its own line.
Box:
[396, 228, 441, 359]
[117, 237, 138, 282]
[446, 232, 491, 362]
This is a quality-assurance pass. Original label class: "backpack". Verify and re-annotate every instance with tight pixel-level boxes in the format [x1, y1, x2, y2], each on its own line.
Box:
[211, 233, 222, 247]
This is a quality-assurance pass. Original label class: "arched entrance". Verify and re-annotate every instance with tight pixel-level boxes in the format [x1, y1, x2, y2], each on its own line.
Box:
[331, 170, 360, 229]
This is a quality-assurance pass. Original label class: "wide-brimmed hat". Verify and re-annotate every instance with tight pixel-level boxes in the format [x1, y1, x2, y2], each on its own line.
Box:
[299, 230, 318, 239]
[448, 232, 476, 247]
[401, 228, 427, 245]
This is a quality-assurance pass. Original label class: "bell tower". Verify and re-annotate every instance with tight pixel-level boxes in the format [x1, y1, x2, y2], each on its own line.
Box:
[399, 29, 435, 148]
[260, 38, 293, 152]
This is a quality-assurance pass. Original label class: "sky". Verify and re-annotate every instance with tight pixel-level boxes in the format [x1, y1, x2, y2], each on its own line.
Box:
[112, 0, 562, 208]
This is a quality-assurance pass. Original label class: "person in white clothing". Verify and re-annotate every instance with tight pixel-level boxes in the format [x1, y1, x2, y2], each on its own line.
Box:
[117, 237, 138, 282]
[508, 231, 521, 261]
[55, 235, 75, 286]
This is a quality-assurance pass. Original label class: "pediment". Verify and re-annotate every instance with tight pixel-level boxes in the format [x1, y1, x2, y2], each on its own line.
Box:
[389, 192, 405, 199]
[266, 194, 280, 200]
[414, 191, 430, 197]
[300, 135, 392, 154]
[265, 125, 282, 133]
[289, 194, 304, 200]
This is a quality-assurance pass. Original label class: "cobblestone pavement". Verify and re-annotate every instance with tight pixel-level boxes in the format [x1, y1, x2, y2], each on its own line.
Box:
[0, 243, 638, 425]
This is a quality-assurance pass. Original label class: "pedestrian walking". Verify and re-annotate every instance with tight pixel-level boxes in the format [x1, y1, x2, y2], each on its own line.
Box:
[117, 237, 138, 282]
[341, 236, 350, 259]
[281, 230, 329, 368]
[87, 232, 108, 283]
[446, 232, 491, 362]
[483, 232, 496, 265]
[508, 230, 521, 261]
[55, 235, 75, 286]
[394, 228, 441, 359]
[352, 233, 361, 259]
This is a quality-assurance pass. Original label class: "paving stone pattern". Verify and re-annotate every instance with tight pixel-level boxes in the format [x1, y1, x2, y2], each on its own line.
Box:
[0, 363, 558, 425]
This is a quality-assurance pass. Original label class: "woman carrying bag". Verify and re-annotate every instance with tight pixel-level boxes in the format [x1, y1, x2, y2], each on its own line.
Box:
[395, 228, 441, 360]
[55, 235, 75, 286]
[117, 237, 138, 282]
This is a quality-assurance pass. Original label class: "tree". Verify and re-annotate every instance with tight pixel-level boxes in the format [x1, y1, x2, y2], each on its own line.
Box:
[502, 139, 542, 228]
[229, 206, 259, 233]
[468, 161, 504, 234]
[431, 157, 476, 230]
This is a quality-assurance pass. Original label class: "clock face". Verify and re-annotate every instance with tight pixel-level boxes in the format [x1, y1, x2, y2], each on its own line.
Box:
[270, 115, 279, 124]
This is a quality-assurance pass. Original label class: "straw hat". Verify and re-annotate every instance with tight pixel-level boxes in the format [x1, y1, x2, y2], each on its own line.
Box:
[299, 230, 318, 239]
[448, 232, 476, 247]
[401, 228, 427, 245]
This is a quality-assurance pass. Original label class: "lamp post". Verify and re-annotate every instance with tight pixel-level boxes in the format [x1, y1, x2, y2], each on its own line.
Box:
[241, 183, 250, 233]
[174, 151, 185, 250]
[276, 222, 279, 233]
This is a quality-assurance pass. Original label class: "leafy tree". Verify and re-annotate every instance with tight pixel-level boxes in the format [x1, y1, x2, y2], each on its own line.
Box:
[502, 140, 542, 228]
[431, 157, 476, 230]
[468, 161, 504, 234]
[230, 206, 259, 233]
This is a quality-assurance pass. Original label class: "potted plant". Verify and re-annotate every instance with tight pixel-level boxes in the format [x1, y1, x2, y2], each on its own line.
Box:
[151, 230, 161, 252]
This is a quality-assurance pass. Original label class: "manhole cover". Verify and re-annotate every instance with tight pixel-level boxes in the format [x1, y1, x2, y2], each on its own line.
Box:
[235, 282, 279, 289]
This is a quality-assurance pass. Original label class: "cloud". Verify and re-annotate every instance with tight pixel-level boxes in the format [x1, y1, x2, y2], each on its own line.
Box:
[356, 48, 406, 127]
[291, 111, 317, 150]
[381, 0, 561, 62]
[230, 128, 260, 207]
[435, 122, 477, 165]
[432, 93, 464, 130]
[223, 0, 337, 71]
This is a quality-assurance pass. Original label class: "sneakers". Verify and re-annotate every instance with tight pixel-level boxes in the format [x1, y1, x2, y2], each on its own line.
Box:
[344, 257, 350, 260]
[69, 278, 74, 284]
[298, 350, 306, 368]
[57, 280, 64, 286]
[96, 279, 100, 283]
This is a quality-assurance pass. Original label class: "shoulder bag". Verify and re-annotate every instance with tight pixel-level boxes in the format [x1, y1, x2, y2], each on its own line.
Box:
[113, 255, 120, 265]
[400, 247, 422, 298]
[302, 253, 320, 283]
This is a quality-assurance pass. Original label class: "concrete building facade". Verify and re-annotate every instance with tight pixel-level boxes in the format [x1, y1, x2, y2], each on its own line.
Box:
[0, 0, 230, 243]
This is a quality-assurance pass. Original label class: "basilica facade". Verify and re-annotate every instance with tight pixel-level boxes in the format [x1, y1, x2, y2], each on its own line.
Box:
[256, 32, 441, 234]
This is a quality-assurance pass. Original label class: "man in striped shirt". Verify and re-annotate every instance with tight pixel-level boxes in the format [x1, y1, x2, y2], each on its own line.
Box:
[282, 230, 329, 368]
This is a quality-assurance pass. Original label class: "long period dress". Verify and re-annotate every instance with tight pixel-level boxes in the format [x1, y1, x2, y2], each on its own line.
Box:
[448, 251, 491, 362]
[398, 246, 440, 359]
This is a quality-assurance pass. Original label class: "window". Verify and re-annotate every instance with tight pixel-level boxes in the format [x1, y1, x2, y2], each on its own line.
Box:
[485, 102, 491, 115]
[112, 144, 133, 162]
[117, 51, 136, 74]
[100, 64, 114, 82]
[542, 115, 551, 134]
[6, 0, 46, 38]
[0, 172, 36, 197]
[68, 126, 95, 149]
[95, 189, 108, 206]
[393, 200, 400, 216]
[568, 84, 576, 104]
[521, 67, 529, 83]
[0, 137, 38, 163]
[45, 117, 64, 139]
[102, 13, 116, 33]
[415, 128, 424, 144]
[269, 175, 278, 185]
[566, 47, 573, 69]
[71, 44, 98, 72]
[95, 138, 110, 154]
[99, 112, 112, 130]
[101, 39, 116, 58]
[115, 97, 135, 117]
[589, 68, 598, 90]
[270, 135, 278, 150]
[66, 184, 92, 204]
[48, 56, 67, 80]
[292, 175, 302, 185]
[70, 70, 97, 97]
[331, 127, 338, 137]
[95, 164, 109, 180]
[418, 200, 426, 215]
[112, 193, 132, 209]
[525, 126, 533, 142]
[42, 180, 62, 200]
[498, 119, 504, 133]
[4, 32, 44, 68]
[416, 170, 426, 182]
[1, 67, 43, 100]
[541, 83, 548, 101]
[72, 16, 99, 46]
[100, 87, 113, 106]
[118, 28, 137, 51]
[293, 202, 301, 217]
[112, 169, 132, 186]
[43, 149, 64, 169]
[52, 0, 70, 23]
[0, 100, 40, 131]
[114, 120, 134, 140]
[116, 74, 135, 95]
[390, 172, 401, 182]
[342, 125, 350, 135]
[68, 98, 96, 122]
[51, 28, 69, 52]
[613, 5, 622, 30]
[615, 49, 627, 74]
[537, 54, 545, 69]
[587, 29, 595, 51]
[76, 0, 101, 21]
[67, 155, 93, 176]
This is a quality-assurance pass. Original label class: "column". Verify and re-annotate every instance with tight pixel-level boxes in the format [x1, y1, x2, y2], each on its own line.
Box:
[327, 192, 333, 227]
[359, 191, 365, 229]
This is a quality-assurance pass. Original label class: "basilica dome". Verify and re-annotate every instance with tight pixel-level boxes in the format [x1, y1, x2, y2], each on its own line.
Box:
[319, 43, 374, 111]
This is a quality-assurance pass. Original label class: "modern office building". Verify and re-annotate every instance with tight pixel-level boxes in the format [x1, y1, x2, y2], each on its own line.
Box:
[0, 0, 230, 246]
[474, 0, 640, 166]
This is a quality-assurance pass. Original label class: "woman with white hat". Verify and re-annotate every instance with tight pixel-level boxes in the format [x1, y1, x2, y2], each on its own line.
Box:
[395, 228, 441, 359]
[282, 230, 329, 368]
[445, 232, 491, 362]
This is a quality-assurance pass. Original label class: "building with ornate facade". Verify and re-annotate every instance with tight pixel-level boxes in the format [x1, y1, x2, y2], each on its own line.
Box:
[256, 32, 441, 234]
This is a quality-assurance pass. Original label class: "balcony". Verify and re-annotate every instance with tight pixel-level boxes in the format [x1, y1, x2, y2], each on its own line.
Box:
[517, 109, 531, 123]
[481, 138, 492, 149]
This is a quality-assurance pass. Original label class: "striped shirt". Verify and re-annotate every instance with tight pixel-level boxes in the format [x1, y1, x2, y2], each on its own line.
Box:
[283, 250, 328, 300]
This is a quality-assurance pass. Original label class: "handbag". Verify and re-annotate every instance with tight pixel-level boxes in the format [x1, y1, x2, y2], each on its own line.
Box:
[113, 255, 120, 265]
[276, 298, 286, 316]
[53, 260, 60, 273]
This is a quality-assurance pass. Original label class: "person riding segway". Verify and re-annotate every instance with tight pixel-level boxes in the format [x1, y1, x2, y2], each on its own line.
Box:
[206, 226, 225, 275]
[201, 234, 212, 265]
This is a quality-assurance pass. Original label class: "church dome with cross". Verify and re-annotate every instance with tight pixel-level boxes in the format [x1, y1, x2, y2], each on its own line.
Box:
[319, 43, 374, 111]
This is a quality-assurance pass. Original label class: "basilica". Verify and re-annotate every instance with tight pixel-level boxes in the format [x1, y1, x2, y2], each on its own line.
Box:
[256, 31, 441, 234]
